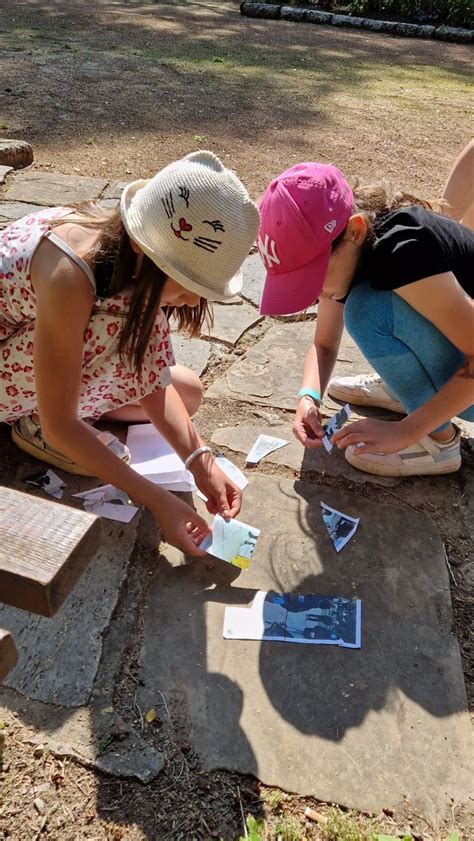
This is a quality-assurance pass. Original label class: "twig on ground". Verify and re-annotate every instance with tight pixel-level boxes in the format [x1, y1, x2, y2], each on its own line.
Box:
[133, 690, 144, 731]
[156, 689, 171, 720]
[237, 785, 247, 838]
[444, 548, 457, 586]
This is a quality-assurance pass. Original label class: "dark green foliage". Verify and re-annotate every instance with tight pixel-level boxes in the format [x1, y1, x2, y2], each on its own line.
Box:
[347, 0, 472, 27]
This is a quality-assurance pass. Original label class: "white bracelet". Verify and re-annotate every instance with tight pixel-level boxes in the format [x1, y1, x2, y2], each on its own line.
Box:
[184, 445, 212, 470]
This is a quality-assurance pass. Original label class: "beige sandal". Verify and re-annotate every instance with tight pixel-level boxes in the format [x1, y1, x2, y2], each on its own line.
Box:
[11, 415, 131, 477]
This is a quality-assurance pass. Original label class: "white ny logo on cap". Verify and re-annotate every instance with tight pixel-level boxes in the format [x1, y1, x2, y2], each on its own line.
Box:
[258, 233, 281, 269]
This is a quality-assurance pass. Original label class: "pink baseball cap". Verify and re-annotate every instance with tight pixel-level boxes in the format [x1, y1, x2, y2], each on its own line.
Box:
[258, 163, 354, 316]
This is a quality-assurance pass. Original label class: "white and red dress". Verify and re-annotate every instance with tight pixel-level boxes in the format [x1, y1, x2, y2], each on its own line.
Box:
[0, 207, 174, 424]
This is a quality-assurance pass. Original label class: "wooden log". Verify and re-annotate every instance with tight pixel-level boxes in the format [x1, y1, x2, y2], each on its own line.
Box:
[0, 629, 18, 681]
[0, 487, 101, 617]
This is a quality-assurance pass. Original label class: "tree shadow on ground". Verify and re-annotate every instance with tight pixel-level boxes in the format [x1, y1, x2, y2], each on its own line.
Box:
[1, 0, 472, 169]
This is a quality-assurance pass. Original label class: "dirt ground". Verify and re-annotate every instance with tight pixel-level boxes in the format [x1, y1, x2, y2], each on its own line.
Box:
[0, 2, 473, 840]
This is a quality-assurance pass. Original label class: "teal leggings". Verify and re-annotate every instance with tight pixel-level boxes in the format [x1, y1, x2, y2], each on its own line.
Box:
[344, 280, 474, 432]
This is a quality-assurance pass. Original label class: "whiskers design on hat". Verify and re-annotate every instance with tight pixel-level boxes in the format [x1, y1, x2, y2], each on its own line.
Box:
[160, 185, 226, 252]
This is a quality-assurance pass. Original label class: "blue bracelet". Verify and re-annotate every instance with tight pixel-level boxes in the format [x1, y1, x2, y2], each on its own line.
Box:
[298, 387, 322, 404]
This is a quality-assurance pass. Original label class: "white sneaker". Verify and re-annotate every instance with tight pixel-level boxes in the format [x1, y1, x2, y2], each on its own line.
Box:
[345, 427, 462, 477]
[328, 373, 404, 413]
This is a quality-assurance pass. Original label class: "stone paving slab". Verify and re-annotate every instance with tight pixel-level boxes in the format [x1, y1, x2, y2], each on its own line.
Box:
[6, 172, 108, 206]
[241, 254, 317, 317]
[137, 475, 472, 820]
[203, 301, 263, 346]
[0, 476, 139, 707]
[172, 333, 211, 376]
[0, 165, 13, 184]
[0, 201, 51, 226]
[206, 322, 377, 416]
[211, 423, 399, 486]
[101, 180, 129, 200]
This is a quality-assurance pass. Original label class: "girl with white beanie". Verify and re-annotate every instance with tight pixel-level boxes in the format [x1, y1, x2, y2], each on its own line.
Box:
[0, 151, 259, 554]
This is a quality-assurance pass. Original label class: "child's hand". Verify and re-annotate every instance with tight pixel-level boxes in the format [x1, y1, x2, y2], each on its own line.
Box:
[151, 492, 211, 556]
[332, 418, 413, 454]
[191, 456, 242, 519]
[292, 396, 325, 448]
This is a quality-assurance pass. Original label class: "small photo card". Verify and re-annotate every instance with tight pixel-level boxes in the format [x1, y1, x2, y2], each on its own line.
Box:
[200, 513, 260, 570]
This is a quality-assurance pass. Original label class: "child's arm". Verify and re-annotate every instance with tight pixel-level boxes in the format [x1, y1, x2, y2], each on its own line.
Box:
[293, 298, 344, 448]
[32, 248, 210, 555]
[141, 385, 242, 519]
[442, 139, 474, 228]
[333, 272, 474, 452]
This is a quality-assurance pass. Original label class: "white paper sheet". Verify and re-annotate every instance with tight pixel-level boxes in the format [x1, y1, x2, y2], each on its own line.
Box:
[73, 485, 139, 522]
[24, 469, 65, 500]
[126, 423, 196, 491]
[246, 434, 289, 465]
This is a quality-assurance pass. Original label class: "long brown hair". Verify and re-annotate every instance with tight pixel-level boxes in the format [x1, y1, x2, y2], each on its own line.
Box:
[351, 180, 445, 244]
[51, 203, 212, 376]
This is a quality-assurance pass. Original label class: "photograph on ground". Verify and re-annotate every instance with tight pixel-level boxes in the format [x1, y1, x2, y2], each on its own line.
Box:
[321, 501, 360, 552]
[224, 591, 361, 647]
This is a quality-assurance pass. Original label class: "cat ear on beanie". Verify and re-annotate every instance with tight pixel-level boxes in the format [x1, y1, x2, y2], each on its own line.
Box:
[120, 151, 260, 301]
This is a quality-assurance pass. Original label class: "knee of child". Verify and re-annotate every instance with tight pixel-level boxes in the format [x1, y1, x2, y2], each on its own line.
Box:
[183, 369, 203, 416]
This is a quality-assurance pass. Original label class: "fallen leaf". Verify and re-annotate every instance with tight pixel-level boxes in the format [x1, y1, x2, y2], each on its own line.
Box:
[145, 708, 156, 723]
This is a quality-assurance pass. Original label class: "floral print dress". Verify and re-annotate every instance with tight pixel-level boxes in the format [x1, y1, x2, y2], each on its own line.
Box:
[0, 207, 174, 424]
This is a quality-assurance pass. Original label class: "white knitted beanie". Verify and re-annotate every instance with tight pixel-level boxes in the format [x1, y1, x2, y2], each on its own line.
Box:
[120, 151, 259, 301]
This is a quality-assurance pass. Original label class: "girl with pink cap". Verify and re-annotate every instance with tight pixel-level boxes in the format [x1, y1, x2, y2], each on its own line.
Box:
[258, 142, 474, 477]
[1, 151, 259, 553]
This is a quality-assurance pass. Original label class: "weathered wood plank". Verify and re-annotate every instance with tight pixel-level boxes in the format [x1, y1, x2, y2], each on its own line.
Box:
[0, 629, 18, 681]
[0, 487, 101, 617]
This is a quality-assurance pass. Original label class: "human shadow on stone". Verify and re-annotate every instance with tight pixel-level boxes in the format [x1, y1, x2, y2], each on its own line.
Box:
[256, 478, 467, 743]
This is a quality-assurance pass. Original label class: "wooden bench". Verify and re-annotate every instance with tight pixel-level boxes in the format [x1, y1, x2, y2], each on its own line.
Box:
[0, 486, 101, 678]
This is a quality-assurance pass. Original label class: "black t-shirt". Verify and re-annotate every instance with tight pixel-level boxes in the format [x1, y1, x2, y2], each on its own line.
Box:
[348, 205, 474, 300]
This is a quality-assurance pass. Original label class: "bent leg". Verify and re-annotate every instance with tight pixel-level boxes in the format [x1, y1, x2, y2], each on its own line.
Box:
[344, 280, 474, 432]
[101, 364, 203, 422]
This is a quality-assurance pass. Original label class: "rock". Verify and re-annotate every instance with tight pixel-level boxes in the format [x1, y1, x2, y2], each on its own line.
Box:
[137, 475, 473, 821]
[434, 26, 473, 44]
[240, 2, 281, 20]
[203, 301, 263, 346]
[304, 10, 333, 25]
[0, 201, 49, 226]
[101, 181, 129, 200]
[171, 333, 211, 377]
[0, 165, 13, 184]
[33, 797, 45, 815]
[395, 22, 422, 37]
[1, 513, 139, 707]
[211, 422, 399, 486]
[6, 172, 108, 207]
[331, 14, 365, 29]
[0, 139, 34, 169]
[280, 6, 306, 23]
[206, 322, 376, 412]
[414, 24, 435, 38]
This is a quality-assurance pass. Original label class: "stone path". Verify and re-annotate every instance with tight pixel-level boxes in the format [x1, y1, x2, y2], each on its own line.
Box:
[0, 169, 472, 821]
[137, 475, 472, 820]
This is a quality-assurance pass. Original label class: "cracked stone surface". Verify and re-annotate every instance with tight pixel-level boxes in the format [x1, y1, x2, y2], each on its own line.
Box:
[206, 322, 377, 416]
[6, 172, 108, 206]
[172, 333, 211, 376]
[0, 201, 51, 226]
[137, 475, 472, 820]
[211, 423, 399, 486]
[203, 301, 263, 346]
